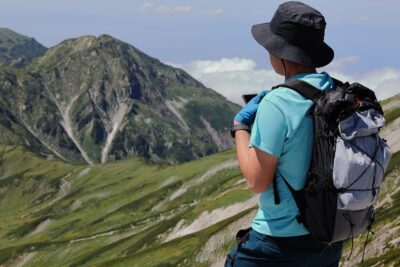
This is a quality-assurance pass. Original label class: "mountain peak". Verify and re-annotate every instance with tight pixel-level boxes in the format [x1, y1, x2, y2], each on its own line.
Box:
[0, 27, 30, 41]
[0, 28, 47, 67]
[58, 34, 128, 50]
[33, 33, 154, 71]
[0, 32, 237, 164]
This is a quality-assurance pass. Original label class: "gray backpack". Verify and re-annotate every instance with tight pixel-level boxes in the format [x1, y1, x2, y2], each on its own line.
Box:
[271, 79, 391, 256]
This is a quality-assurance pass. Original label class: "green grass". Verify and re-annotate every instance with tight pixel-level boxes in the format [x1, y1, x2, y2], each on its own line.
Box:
[359, 247, 400, 267]
[375, 189, 400, 223]
[380, 93, 400, 106]
[0, 144, 253, 266]
[384, 106, 400, 125]
[380, 92, 400, 125]
[385, 151, 400, 176]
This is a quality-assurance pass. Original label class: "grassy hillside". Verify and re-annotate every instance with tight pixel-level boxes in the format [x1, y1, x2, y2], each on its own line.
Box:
[0, 145, 256, 266]
[0, 147, 398, 266]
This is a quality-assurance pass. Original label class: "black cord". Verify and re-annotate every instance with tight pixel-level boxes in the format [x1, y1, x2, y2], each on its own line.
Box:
[361, 209, 375, 263]
[361, 226, 374, 263]
[281, 59, 287, 81]
[343, 213, 355, 261]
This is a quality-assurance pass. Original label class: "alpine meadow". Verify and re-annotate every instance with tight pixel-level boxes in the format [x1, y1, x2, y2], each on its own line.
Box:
[0, 28, 399, 267]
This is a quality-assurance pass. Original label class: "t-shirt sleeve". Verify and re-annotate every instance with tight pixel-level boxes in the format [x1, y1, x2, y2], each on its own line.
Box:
[249, 99, 287, 158]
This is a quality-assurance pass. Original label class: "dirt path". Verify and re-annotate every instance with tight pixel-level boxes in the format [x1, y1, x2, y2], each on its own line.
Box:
[28, 218, 53, 236]
[69, 230, 115, 244]
[198, 159, 238, 183]
[76, 167, 92, 179]
[8, 252, 36, 267]
[382, 98, 400, 111]
[164, 194, 258, 242]
[381, 116, 400, 154]
[197, 209, 257, 266]
[170, 159, 238, 200]
[21, 173, 72, 218]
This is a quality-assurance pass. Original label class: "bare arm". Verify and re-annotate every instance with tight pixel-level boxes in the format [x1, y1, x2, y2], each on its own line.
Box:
[234, 121, 278, 193]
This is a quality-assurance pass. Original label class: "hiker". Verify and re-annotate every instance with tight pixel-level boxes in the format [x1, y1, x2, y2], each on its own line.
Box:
[227, 2, 343, 266]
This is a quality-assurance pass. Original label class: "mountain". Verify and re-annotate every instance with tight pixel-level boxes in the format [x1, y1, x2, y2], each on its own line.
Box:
[0, 33, 238, 164]
[0, 28, 47, 67]
[0, 94, 399, 266]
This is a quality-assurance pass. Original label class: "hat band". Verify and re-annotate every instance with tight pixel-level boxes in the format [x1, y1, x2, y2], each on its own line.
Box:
[270, 18, 325, 49]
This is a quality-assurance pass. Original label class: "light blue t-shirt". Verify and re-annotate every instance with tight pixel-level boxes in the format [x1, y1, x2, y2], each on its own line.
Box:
[250, 72, 334, 237]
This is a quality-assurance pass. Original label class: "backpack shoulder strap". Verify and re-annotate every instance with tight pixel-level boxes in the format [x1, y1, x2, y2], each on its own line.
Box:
[272, 80, 322, 102]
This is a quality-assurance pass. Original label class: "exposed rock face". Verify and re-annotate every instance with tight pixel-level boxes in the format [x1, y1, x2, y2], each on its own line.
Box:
[0, 34, 237, 164]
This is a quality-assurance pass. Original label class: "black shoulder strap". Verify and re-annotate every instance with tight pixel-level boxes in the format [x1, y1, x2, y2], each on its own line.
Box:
[275, 171, 306, 224]
[271, 79, 320, 206]
[272, 80, 322, 102]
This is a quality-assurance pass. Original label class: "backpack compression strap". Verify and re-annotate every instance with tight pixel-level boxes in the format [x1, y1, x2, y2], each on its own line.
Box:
[272, 80, 322, 102]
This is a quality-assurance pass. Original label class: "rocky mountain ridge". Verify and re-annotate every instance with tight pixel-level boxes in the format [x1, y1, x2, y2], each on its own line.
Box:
[0, 28, 47, 67]
[0, 32, 238, 164]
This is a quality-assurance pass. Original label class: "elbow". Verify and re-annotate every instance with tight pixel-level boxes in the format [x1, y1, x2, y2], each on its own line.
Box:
[246, 180, 268, 193]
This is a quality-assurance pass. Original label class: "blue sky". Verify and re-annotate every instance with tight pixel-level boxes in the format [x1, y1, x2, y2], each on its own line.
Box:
[1, 0, 399, 102]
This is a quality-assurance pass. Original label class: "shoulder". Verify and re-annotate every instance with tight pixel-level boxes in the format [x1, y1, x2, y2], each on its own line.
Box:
[261, 86, 310, 111]
[263, 72, 335, 107]
[265, 87, 301, 101]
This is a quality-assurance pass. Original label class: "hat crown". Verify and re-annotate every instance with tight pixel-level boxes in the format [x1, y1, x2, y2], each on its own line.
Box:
[270, 1, 327, 47]
[274, 1, 326, 29]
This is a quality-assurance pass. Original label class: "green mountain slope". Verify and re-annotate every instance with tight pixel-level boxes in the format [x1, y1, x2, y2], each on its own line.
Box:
[0, 28, 47, 67]
[0, 94, 399, 267]
[0, 144, 254, 266]
[0, 33, 239, 164]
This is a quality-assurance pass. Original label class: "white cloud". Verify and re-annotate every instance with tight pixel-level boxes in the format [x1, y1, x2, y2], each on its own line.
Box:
[355, 68, 400, 100]
[140, 2, 192, 14]
[174, 6, 192, 13]
[174, 58, 282, 105]
[324, 56, 361, 71]
[189, 58, 256, 74]
[140, 2, 153, 11]
[156, 5, 170, 13]
[359, 16, 370, 21]
[205, 8, 224, 15]
[174, 57, 400, 105]
[322, 57, 400, 100]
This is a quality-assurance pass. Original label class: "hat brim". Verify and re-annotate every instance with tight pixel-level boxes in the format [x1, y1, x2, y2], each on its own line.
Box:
[251, 23, 334, 68]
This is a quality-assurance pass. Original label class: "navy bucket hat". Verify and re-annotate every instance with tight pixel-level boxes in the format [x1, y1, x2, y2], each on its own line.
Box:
[251, 1, 334, 68]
